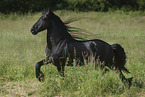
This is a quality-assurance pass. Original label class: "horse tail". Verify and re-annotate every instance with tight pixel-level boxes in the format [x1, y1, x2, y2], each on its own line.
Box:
[111, 44, 133, 87]
[111, 44, 130, 73]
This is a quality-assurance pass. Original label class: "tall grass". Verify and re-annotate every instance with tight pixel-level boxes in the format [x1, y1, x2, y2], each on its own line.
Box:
[0, 11, 144, 96]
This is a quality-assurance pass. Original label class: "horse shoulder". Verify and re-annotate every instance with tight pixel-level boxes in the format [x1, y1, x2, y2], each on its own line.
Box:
[50, 40, 68, 60]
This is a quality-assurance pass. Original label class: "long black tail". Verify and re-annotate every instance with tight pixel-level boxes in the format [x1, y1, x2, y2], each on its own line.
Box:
[111, 44, 129, 73]
[112, 44, 133, 87]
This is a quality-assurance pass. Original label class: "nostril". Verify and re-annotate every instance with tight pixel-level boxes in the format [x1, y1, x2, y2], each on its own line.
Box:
[30, 28, 37, 35]
[31, 28, 34, 33]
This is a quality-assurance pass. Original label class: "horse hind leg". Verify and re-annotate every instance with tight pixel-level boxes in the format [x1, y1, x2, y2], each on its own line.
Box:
[66, 57, 73, 66]
[122, 67, 130, 73]
[119, 70, 133, 88]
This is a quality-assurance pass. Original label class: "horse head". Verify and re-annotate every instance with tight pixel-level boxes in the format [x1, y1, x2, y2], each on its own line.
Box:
[30, 10, 53, 35]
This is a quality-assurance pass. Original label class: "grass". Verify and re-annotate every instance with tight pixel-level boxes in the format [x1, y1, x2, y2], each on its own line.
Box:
[0, 11, 145, 96]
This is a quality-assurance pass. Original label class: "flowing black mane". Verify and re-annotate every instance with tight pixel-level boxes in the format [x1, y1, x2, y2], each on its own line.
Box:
[51, 12, 88, 40]
[64, 19, 87, 40]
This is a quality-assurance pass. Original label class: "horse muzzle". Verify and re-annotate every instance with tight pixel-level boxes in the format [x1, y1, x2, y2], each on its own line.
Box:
[30, 27, 37, 35]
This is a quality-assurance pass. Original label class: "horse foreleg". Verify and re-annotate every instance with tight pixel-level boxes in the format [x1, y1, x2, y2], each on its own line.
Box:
[55, 58, 66, 78]
[36, 58, 51, 81]
[57, 65, 65, 78]
[36, 60, 45, 81]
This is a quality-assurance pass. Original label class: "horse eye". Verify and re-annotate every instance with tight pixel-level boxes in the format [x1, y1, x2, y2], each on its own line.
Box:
[43, 15, 48, 20]
[42, 17, 45, 20]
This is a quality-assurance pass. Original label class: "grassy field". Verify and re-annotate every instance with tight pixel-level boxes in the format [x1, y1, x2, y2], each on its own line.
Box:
[0, 11, 145, 97]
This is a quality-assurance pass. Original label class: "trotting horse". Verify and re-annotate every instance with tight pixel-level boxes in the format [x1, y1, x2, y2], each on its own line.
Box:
[30, 10, 133, 86]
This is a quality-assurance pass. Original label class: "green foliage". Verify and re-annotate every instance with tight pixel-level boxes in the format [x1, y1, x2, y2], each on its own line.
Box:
[0, 11, 145, 96]
[0, 0, 145, 14]
[137, 0, 145, 10]
[0, 0, 63, 14]
[66, 0, 109, 11]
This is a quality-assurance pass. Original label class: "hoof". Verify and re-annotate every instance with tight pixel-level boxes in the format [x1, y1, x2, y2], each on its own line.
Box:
[126, 77, 133, 88]
[36, 71, 45, 82]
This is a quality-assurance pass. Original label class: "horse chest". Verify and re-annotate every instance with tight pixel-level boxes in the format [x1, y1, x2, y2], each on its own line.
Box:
[50, 40, 68, 59]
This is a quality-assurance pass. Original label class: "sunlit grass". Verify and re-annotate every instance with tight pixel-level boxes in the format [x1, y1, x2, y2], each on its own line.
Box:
[0, 11, 144, 96]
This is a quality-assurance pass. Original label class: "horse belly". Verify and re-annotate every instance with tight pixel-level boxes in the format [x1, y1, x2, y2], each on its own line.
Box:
[91, 41, 114, 66]
[68, 43, 90, 65]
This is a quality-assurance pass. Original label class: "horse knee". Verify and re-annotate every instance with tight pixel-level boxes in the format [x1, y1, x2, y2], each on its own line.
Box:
[36, 60, 43, 69]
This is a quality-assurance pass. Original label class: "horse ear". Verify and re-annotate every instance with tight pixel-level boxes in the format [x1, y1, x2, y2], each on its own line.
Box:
[46, 9, 53, 17]
[45, 10, 50, 17]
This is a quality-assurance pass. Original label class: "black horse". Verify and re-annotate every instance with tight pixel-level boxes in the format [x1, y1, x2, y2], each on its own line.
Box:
[30, 10, 132, 86]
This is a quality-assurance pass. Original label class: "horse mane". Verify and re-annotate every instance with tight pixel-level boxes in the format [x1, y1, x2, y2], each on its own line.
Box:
[64, 18, 94, 40]
[50, 11, 90, 40]
[64, 18, 85, 40]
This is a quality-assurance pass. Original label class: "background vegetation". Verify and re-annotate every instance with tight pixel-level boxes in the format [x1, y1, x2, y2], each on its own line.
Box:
[0, 0, 145, 14]
[0, 11, 145, 96]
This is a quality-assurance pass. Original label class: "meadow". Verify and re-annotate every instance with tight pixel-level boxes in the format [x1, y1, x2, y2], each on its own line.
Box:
[0, 11, 145, 96]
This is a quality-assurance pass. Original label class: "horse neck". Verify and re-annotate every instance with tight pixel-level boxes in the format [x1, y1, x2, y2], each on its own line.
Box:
[47, 21, 75, 48]
[46, 30, 52, 49]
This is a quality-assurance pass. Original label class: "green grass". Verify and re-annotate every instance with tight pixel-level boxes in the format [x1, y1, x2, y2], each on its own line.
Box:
[0, 11, 145, 96]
